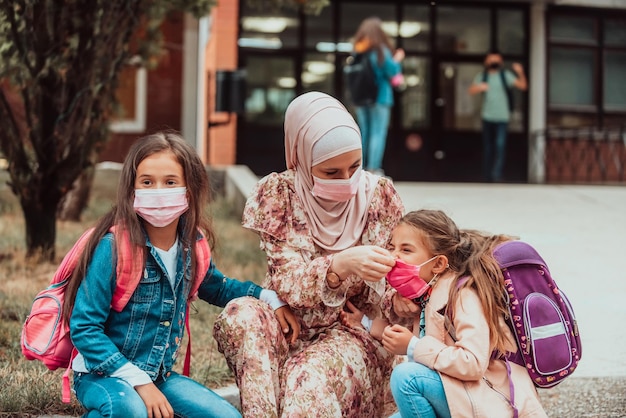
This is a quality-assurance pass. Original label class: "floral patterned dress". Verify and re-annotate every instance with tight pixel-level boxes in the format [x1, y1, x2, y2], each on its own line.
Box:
[213, 170, 405, 418]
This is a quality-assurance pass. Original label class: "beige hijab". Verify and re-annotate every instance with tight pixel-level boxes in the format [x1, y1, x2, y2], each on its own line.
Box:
[284, 91, 378, 252]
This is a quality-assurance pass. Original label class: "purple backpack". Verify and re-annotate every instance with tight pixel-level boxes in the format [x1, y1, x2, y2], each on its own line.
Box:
[493, 240, 582, 388]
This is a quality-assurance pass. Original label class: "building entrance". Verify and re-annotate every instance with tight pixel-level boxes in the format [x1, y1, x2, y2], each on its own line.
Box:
[236, 1, 529, 182]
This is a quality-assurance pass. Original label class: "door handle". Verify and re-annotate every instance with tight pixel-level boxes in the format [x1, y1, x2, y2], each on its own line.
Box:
[435, 98, 445, 107]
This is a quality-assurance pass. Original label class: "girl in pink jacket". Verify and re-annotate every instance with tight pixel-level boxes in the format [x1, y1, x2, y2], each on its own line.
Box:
[343, 209, 547, 417]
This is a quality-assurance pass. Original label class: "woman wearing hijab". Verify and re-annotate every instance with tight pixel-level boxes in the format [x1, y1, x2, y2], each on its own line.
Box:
[213, 91, 406, 417]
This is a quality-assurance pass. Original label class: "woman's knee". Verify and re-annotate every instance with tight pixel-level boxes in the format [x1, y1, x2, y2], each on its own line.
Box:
[213, 297, 280, 356]
[214, 297, 272, 339]
[215, 297, 271, 329]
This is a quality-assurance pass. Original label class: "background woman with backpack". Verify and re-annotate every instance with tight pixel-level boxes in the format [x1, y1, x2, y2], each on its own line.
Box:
[351, 16, 404, 177]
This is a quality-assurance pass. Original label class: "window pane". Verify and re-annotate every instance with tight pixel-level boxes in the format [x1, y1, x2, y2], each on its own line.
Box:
[306, 4, 333, 50]
[437, 7, 489, 54]
[239, 3, 299, 49]
[244, 56, 296, 126]
[439, 62, 484, 130]
[339, 4, 396, 45]
[497, 9, 525, 55]
[604, 51, 626, 111]
[400, 56, 430, 129]
[303, 53, 335, 94]
[114, 66, 138, 120]
[550, 16, 596, 44]
[605, 18, 626, 47]
[549, 47, 594, 106]
[402, 6, 430, 52]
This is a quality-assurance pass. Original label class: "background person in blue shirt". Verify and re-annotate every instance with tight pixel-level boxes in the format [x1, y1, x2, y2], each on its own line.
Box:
[64, 131, 299, 418]
[469, 51, 527, 182]
[351, 16, 405, 177]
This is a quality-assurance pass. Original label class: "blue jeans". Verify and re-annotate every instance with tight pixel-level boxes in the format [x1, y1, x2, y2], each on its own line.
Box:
[481, 120, 509, 182]
[73, 371, 241, 418]
[355, 104, 391, 171]
[389, 362, 451, 418]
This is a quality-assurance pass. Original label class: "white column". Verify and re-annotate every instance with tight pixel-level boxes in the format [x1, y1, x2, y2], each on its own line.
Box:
[181, 14, 210, 158]
[195, 16, 211, 160]
[528, 1, 547, 184]
[182, 14, 199, 146]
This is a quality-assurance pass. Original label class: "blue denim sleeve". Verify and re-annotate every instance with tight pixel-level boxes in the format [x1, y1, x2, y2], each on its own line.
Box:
[69, 234, 128, 375]
[197, 260, 262, 307]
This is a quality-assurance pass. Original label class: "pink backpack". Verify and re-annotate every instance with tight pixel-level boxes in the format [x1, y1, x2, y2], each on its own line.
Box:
[20, 226, 210, 402]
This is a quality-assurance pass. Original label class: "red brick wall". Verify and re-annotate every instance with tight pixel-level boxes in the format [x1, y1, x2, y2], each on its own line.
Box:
[99, 12, 184, 163]
[204, 2, 239, 165]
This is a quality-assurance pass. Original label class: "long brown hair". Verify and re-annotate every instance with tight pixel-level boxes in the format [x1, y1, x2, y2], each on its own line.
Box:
[353, 16, 395, 64]
[62, 130, 215, 322]
[398, 210, 512, 354]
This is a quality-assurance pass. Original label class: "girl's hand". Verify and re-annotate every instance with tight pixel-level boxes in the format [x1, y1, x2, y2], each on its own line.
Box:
[275, 305, 301, 344]
[340, 300, 365, 329]
[382, 324, 413, 355]
[135, 382, 174, 418]
[392, 293, 421, 318]
[333, 246, 395, 283]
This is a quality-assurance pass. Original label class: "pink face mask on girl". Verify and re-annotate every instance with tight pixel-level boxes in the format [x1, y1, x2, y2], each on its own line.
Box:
[311, 167, 362, 202]
[386, 256, 438, 300]
[133, 187, 189, 227]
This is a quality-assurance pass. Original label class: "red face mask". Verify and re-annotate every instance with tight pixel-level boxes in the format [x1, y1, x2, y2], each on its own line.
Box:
[386, 256, 438, 300]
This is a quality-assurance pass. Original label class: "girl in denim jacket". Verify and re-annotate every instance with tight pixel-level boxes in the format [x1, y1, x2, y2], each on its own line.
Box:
[63, 131, 299, 418]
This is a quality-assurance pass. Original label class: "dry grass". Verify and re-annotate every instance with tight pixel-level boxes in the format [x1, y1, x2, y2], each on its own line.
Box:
[0, 169, 266, 416]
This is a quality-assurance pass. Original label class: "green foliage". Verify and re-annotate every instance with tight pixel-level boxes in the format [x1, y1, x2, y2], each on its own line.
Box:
[244, 0, 330, 15]
[0, 0, 216, 259]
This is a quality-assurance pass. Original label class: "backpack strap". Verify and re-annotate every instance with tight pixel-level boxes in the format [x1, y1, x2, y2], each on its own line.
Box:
[190, 232, 211, 298]
[62, 348, 78, 403]
[498, 70, 514, 112]
[482, 70, 513, 112]
[110, 226, 145, 313]
[183, 233, 211, 376]
[52, 228, 96, 285]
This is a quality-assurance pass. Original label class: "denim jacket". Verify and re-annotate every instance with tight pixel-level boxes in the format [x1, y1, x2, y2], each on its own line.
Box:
[70, 232, 262, 381]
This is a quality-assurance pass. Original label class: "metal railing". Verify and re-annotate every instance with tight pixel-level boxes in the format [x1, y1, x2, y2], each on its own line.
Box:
[530, 124, 626, 184]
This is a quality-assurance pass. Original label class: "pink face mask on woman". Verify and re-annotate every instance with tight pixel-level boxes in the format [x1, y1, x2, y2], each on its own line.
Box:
[311, 167, 361, 202]
[386, 256, 438, 300]
[133, 187, 189, 227]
